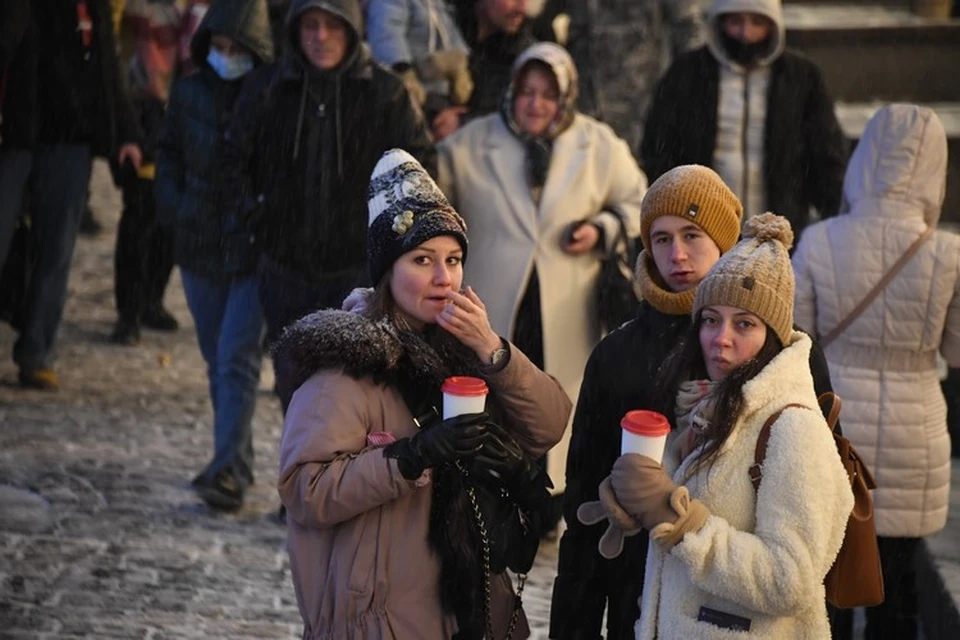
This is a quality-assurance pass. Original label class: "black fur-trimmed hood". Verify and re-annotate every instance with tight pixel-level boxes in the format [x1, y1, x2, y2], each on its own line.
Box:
[271, 310, 482, 408]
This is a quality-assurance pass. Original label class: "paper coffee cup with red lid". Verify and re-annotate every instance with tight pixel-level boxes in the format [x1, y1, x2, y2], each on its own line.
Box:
[621, 410, 671, 462]
[442, 376, 489, 419]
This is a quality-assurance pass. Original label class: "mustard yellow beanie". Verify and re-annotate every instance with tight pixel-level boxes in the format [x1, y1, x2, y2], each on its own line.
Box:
[640, 165, 743, 254]
[693, 213, 795, 346]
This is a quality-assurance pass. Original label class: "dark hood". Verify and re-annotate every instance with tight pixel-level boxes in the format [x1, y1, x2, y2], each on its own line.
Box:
[706, 0, 785, 69]
[284, 0, 365, 75]
[191, 0, 276, 67]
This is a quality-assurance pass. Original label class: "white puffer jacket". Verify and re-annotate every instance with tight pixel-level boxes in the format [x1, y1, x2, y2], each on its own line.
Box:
[792, 104, 960, 538]
[636, 333, 853, 639]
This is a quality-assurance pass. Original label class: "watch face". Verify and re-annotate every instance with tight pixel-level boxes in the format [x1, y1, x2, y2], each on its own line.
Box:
[491, 348, 507, 365]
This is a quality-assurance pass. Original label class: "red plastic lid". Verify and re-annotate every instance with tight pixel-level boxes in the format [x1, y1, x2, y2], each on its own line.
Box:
[441, 376, 489, 397]
[621, 410, 670, 437]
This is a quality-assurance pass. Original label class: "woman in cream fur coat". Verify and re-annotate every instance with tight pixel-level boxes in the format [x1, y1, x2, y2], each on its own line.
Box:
[579, 214, 853, 638]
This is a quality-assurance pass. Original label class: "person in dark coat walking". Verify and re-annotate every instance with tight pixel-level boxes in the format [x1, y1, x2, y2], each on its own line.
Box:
[640, 0, 848, 239]
[550, 164, 841, 640]
[218, 0, 434, 412]
[156, 0, 275, 510]
[0, 0, 143, 390]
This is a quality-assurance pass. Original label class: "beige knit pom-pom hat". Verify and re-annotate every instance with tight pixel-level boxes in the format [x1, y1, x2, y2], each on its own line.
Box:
[693, 212, 796, 346]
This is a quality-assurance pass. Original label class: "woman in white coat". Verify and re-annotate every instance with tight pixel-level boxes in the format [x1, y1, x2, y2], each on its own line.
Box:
[581, 214, 853, 638]
[793, 103, 960, 639]
[436, 42, 647, 499]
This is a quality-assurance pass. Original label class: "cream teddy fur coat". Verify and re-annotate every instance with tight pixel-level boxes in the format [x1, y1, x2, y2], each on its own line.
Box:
[636, 332, 854, 639]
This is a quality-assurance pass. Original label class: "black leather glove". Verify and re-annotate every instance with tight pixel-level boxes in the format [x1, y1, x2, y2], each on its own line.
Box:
[470, 422, 552, 508]
[383, 412, 490, 480]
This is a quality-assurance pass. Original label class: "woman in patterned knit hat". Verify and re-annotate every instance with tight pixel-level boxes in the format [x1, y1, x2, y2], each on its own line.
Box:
[588, 213, 853, 638]
[273, 149, 570, 639]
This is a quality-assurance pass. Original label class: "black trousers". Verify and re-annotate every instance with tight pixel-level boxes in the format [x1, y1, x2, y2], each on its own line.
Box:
[113, 176, 174, 322]
[864, 536, 921, 640]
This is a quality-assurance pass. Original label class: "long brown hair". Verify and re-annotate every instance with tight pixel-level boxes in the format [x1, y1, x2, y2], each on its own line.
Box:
[361, 267, 396, 323]
[657, 310, 783, 470]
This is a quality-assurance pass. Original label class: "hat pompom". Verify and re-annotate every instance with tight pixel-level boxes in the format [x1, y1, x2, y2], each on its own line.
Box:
[743, 212, 794, 251]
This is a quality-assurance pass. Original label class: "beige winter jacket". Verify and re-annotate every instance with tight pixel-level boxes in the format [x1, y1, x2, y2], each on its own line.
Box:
[437, 112, 646, 492]
[278, 335, 570, 639]
[793, 104, 960, 538]
[636, 333, 853, 639]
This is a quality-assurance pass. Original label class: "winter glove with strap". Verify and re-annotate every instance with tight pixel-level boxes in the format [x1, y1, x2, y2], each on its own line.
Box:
[576, 476, 643, 559]
[383, 412, 489, 480]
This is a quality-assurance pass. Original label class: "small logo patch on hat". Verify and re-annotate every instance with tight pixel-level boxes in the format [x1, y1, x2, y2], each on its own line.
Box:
[687, 203, 700, 217]
[742, 276, 755, 290]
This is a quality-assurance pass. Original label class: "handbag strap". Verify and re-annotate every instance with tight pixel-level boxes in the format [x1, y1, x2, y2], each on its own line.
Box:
[749, 403, 806, 491]
[821, 226, 935, 348]
[750, 393, 842, 491]
[607, 210, 634, 263]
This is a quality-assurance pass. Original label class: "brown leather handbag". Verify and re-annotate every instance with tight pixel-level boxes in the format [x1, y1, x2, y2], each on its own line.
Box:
[750, 392, 885, 608]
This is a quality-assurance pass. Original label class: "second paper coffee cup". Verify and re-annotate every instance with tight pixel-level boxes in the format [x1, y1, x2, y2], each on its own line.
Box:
[442, 376, 489, 419]
[621, 410, 671, 462]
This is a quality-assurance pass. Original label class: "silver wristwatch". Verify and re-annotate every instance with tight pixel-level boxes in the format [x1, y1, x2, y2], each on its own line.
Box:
[488, 345, 508, 367]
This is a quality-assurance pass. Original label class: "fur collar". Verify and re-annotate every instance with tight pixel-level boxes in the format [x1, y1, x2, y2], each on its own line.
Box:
[271, 309, 483, 407]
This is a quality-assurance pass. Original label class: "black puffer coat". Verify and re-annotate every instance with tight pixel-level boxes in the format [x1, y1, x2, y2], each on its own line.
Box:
[155, 0, 275, 277]
[219, 0, 434, 284]
[551, 301, 839, 640]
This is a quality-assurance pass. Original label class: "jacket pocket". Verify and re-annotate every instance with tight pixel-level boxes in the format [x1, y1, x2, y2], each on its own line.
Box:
[347, 510, 381, 595]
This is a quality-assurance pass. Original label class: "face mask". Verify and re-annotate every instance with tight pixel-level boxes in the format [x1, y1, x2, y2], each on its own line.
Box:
[719, 32, 771, 68]
[207, 49, 254, 80]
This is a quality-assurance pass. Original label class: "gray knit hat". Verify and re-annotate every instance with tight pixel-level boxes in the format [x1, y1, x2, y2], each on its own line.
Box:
[693, 212, 795, 346]
[367, 149, 468, 284]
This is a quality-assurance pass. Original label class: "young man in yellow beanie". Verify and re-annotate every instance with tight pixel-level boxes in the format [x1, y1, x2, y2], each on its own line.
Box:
[550, 165, 839, 640]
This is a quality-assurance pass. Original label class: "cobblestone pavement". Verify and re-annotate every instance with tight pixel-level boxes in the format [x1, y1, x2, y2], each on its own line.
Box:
[0, 161, 558, 639]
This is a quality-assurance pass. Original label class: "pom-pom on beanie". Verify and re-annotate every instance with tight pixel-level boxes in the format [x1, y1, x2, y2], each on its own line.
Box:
[693, 212, 795, 346]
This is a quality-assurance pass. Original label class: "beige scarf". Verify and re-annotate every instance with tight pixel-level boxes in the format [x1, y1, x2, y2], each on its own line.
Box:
[672, 379, 718, 464]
